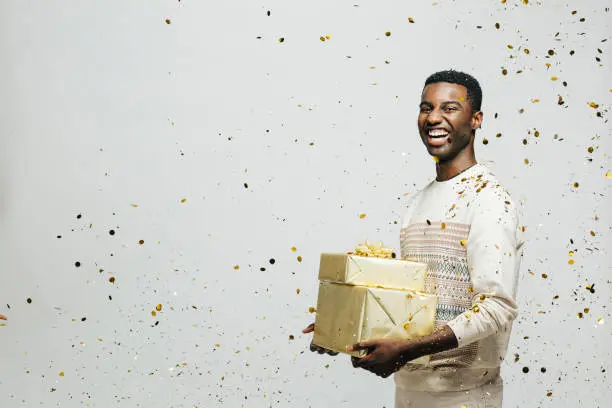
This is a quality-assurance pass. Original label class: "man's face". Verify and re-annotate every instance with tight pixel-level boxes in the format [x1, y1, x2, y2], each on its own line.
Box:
[417, 82, 481, 162]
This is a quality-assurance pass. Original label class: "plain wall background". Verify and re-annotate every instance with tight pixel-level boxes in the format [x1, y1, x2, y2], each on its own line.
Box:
[1, 1, 610, 407]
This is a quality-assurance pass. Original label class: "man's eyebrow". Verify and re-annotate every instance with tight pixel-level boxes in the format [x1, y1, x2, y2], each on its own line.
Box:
[419, 100, 464, 107]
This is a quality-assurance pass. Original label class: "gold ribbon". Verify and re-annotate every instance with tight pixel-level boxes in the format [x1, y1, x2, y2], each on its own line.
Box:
[352, 240, 395, 259]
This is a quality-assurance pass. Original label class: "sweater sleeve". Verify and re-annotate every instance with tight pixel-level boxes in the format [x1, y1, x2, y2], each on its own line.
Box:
[446, 187, 525, 348]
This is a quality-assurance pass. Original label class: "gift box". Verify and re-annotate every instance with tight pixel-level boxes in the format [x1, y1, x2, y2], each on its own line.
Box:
[312, 253, 437, 364]
[318, 253, 427, 291]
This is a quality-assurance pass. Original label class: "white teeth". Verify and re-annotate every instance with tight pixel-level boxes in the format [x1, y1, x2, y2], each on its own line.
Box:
[428, 129, 449, 137]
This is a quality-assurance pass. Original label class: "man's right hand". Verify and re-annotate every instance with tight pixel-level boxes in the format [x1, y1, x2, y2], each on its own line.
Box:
[302, 323, 339, 356]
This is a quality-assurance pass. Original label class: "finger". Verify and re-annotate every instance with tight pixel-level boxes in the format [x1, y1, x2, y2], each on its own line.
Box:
[0, 314, 7, 320]
[353, 354, 374, 368]
[347, 340, 376, 352]
[302, 323, 315, 334]
[351, 356, 360, 368]
[327, 351, 339, 356]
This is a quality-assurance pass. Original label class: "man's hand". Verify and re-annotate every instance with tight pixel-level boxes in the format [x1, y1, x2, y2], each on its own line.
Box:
[348, 339, 417, 378]
[302, 323, 339, 356]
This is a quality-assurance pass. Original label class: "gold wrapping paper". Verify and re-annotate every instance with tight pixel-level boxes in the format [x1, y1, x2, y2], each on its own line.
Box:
[313, 281, 437, 364]
[318, 253, 427, 292]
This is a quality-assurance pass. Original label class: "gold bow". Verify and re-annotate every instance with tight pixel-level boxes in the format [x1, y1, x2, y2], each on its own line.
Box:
[353, 240, 395, 259]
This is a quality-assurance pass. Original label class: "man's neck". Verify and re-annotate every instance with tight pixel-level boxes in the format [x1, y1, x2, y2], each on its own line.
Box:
[435, 155, 477, 182]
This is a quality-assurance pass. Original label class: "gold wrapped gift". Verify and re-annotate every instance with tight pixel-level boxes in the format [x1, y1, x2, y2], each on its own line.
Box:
[318, 253, 428, 292]
[313, 281, 437, 363]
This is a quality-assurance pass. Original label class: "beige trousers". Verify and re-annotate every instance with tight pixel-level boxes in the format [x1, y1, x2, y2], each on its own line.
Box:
[395, 376, 503, 408]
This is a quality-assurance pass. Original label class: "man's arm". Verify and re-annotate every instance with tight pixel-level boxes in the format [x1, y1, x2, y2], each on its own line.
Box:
[446, 189, 524, 348]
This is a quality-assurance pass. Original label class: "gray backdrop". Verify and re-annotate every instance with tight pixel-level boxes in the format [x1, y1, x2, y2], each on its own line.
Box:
[1, 1, 610, 407]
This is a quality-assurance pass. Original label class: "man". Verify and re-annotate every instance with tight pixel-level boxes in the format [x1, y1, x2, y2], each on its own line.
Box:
[304, 69, 524, 407]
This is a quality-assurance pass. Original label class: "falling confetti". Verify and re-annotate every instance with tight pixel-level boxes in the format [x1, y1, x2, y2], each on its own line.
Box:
[359, 213, 367, 219]
[156, 304, 162, 312]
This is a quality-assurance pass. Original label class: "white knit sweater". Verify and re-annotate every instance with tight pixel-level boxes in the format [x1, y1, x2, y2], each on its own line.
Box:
[394, 163, 525, 392]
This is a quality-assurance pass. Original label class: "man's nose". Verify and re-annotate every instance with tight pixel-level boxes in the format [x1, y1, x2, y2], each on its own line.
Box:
[426, 109, 443, 125]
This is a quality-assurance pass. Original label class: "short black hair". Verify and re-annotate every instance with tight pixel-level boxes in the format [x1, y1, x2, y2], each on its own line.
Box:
[423, 70, 482, 112]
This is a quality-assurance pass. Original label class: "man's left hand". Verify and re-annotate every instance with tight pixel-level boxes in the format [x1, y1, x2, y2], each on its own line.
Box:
[348, 339, 417, 378]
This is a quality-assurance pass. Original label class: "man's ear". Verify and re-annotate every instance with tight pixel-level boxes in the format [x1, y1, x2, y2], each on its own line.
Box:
[472, 111, 483, 130]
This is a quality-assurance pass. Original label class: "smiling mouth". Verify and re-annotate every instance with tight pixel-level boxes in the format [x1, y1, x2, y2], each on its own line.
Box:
[425, 128, 451, 147]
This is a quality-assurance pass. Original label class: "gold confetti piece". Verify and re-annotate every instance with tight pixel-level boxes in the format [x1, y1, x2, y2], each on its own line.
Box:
[291, 246, 297, 252]
[588, 102, 599, 108]
[165, 19, 171, 25]
[233, 265, 240, 270]
[584, 308, 590, 313]
[59, 372, 64, 377]
[482, 138, 489, 145]
[577, 312, 583, 318]
[319, 36, 326, 42]
[308, 307, 316, 313]
[568, 259, 574, 265]
[569, 250, 574, 257]
[215, 343, 221, 347]
[180, 198, 187, 203]
[297, 255, 303, 262]
[534, 130, 540, 137]
[479, 294, 486, 301]
[495, 23, 500, 29]
[542, 273, 548, 279]
[502, 68, 508, 76]
[587, 146, 594, 153]
[524, 158, 529, 164]
[406, 294, 413, 299]
[296, 288, 300, 294]
[359, 213, 367, 219]
[551, 76, 558, 81]
[279, 37, 285, 43]
[385, 31, 391, 36]
[531, 98, 540, 103]
[472, 305, 480, 313]
[403, 323, 411, 330]
[573, 182, 579, 188]
[547, 392, 553, 397]
[408, 17, 415, 23]
[605, 171, 611, 179]
[597, 318, 604, 324]
[108, 276, 116, 283]
[523, 0, 528, 4]
[138, 239, 144, 245]
[523, 48, 530, 54]
[507, 44, 514, 49]
[433, 155, 439, 163]
[151, 310, 157, 317]
[289, 335, 295, 340]
[325, 34, 331, 40]
[156, 304, 162, 311]
[501, 0, 506, 3]
[441, 222, 446, 229]
[590, 231, 596, 236]
[130, 204, 139, 208]
[460, 239, 466, 246]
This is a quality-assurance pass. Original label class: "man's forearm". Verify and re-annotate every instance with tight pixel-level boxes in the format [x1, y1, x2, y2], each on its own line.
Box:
[399, 325, 458, 364]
